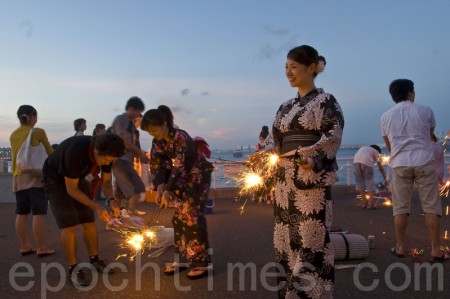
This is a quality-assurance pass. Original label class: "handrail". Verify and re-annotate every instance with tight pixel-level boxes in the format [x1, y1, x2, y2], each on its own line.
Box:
[211, 154, 450, 188]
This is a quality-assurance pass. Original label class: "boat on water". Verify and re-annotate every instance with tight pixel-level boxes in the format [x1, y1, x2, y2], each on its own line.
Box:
[233, 146, 243, 158]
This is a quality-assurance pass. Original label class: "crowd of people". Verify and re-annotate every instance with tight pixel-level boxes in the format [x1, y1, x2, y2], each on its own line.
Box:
[9, 44, 449, 298]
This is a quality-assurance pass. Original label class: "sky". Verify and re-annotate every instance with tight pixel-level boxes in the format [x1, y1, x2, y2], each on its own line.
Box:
[1, 0, 450, 150]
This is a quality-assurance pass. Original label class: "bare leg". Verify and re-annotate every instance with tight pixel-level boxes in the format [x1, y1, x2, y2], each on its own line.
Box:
[424, 213, 442, 256]
[394, 214, 408, 255]
[61, 225, 78, 266]
[15, 214, 31, 249]
[32, 215, 46, 251]
[128, 193, 145, 212]
[81, 222, 98, 256]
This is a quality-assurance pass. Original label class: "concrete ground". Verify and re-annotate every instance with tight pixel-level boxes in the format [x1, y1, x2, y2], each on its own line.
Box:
[1, 173, 450, 299]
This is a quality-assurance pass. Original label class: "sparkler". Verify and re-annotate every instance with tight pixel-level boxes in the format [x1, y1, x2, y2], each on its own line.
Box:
[236, 151, 279, 197]
[439, 180, 450, 197]
[115, 226, 158, 261]
[114, 205, 163, 261]
[383, 199, 392, 207]
[380, 154, 390, 166]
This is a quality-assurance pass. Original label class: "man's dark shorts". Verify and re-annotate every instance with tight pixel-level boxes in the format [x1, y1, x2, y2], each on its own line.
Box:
[15, 187, 48, 215]
[44, 178, 95, 228]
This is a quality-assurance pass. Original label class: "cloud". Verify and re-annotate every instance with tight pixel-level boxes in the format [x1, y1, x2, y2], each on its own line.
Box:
[256, 35, 298, 60]
[264, 25, 289, 36]
[197, 117, 208, 125]
[180, 88, 191, 96]
[19, 20, 34, 38]
[200, 91, 209, 96]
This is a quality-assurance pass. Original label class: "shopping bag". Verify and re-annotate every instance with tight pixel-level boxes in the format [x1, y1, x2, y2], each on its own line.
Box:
[16, 128, 47, 171]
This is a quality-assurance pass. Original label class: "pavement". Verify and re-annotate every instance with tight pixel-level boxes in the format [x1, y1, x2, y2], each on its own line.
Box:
[1, 173, 450, 299]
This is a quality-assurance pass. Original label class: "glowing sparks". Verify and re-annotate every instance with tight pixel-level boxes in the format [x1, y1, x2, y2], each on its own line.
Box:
[439, 180, 450, 197]
[383, 199, 392, 207]
[446, 206, 449, 216]
[236, 151, 279, 197]
[445, 230, 448, 240]
[115, 226, 158, 261]
[268, 154, 279, 166]
[380, 154, 390, 166]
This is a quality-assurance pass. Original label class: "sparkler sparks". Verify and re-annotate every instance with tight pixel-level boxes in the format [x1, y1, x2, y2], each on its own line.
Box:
[439, 180, 450, 197]
[236, 151, 279, 197]
[114, 206, 162, 261]
[380, 154, 390, 166]
[115, 226, 158, 261]
[383, 199, 392, 206]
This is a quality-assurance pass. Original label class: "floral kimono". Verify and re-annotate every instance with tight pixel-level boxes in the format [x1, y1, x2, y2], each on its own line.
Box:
[272, 88, 344, 298]
[150, 128, 214, 267]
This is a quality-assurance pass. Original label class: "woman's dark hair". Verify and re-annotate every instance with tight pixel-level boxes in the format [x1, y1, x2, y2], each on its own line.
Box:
[389, 79, 414, 103]
[125, 96, 145, 111]
[431, 134, 438, 142]
[140, 108, 175, 131]
[93, 123, 106, 136]
[260, 125, 269, 139]
[74, 118, 86, 131]
[92, 134, 125, 157]
[287, 45, 323, 78]
[370, 144, 382, 154]
[17, 105, 37, 125]
[157, 105, 175, 128]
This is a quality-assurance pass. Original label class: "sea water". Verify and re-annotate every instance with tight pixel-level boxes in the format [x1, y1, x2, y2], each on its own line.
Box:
[209, 147, 390, 189]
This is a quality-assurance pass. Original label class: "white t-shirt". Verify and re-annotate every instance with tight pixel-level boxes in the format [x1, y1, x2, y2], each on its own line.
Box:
[381, 101, 435, 168]
[353, 146, 380, 167]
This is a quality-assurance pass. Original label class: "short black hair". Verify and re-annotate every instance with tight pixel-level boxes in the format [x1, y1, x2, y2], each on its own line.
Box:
[74, 118, 86, 131]
[370, 144, 381, 154]
[92, 134, 125, 157]
[93, 123, 106, 135]
[389, 79, 414, 103]
[125, 96, 145, 111]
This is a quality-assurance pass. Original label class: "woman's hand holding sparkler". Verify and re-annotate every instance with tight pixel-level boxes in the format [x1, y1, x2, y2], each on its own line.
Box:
[298, 157, 314, 170]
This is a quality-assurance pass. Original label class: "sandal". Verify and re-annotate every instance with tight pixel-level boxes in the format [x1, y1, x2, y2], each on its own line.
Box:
[37, 248, 56, 258]
[163, 262, 189, 276]
[390, 247, 405, 258]
[187, 266, 213, 280]
[429, 251, 450, 263]
[20, 247, 36, 256]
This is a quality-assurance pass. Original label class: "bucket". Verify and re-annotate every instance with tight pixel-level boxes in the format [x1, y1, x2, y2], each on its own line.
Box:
[205, 198, 215, 214]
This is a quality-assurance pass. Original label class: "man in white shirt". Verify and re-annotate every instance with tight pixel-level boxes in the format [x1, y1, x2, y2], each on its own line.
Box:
[381, 79, 448, 262]
[353, 144, 387, 209]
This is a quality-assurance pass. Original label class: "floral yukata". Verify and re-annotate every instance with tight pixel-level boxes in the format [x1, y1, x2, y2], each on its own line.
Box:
[150, 128, 213, 267]
[272, 88, 344, 299]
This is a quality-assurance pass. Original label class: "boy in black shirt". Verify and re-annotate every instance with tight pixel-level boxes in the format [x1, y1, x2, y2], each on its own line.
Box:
[43, 134, 125, 287]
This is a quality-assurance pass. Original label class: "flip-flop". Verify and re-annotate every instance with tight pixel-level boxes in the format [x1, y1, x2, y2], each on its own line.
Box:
[20, 248, 36, 256]
[187, 266, 213, 280]
[37, 249, 56, 258]
[163, 262, 189, 276]
[429, 252, 450, 263]
[390, 247, 405, 258]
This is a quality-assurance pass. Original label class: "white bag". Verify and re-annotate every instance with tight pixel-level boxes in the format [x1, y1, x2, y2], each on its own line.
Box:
[16, 128, 48, 171]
